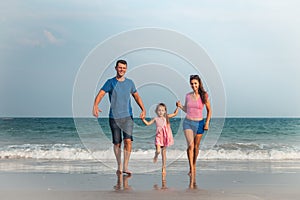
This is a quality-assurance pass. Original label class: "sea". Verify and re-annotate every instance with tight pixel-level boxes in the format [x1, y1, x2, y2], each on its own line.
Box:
[1, 118, 300, 174]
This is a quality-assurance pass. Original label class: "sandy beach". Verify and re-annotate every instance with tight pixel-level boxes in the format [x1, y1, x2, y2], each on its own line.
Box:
[1, 161, 300, 200]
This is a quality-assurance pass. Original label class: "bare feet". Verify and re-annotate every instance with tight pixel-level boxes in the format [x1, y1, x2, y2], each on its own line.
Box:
[123, 170, 132, 175]
[188, 168, 195, 176]
[153, 151, 159, 163]
[116, 170, 122, 175]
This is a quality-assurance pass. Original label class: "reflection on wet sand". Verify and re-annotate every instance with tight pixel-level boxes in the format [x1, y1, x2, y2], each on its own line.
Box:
[113, 171, 199, 192]
[188, 174, 198, 190]
[114, 173, 132, 191]
[153, 172, 167, 190]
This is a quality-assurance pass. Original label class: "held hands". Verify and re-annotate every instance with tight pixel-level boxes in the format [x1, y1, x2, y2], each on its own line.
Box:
[176, 101, 182, 109]
[140, 110, 146, 119]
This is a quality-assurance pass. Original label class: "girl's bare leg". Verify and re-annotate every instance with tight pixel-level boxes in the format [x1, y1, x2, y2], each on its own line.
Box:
[153, 145, 161, 163]
[161, 171, 167, 189]
[161, 146, 167, 174]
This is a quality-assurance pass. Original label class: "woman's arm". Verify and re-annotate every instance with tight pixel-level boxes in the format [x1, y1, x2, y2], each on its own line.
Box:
[204, 99, 212, 130]
[176, 100, 187, 113]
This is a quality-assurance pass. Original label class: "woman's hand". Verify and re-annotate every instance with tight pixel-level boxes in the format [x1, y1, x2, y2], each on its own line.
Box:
[204, 123, 209, 130]
[176, 101, 182, 109]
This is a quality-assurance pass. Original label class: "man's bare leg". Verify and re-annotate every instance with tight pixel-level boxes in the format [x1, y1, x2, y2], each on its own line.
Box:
[113, 143, 122, 174]
[123, 138, 132, 174]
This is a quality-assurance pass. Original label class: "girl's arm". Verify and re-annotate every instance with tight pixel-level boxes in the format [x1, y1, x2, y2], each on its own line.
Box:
[142, 118, 155, 126]
[168, 106, 179, 118]
[204, 99, 212, 130]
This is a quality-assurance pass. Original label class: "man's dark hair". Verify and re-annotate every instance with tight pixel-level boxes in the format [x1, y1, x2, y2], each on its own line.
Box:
[116, 60, 127, 67]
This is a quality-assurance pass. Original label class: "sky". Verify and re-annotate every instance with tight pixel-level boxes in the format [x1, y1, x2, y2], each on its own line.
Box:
[1, 0, 300, 117]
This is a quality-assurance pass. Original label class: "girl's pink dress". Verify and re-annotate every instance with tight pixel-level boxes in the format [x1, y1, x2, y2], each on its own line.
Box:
[154, 117, 174, 147]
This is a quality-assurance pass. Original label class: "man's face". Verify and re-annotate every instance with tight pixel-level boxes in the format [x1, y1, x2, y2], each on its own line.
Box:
[115, 63, 127, 77]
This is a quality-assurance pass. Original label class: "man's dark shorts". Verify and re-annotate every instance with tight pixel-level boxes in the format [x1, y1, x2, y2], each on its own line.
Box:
[109, 116, 134, 144]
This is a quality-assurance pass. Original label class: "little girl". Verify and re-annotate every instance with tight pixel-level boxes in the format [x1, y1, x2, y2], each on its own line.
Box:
[142, 103, 179, 173]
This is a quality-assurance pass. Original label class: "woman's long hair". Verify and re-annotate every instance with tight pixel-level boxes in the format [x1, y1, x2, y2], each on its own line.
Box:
[155, 103, 170, 124]
[190, 75, 207, 104]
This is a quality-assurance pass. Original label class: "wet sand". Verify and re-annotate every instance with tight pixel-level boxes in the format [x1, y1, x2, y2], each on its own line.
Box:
[1, 168, 299, 200]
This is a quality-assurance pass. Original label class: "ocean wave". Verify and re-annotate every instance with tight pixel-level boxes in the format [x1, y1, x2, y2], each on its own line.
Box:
[1, 143, 300, 161]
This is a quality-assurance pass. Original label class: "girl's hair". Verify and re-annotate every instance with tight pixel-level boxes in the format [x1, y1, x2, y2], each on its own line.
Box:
[190, 75, 208, 104]
[155, 103, 170, 124]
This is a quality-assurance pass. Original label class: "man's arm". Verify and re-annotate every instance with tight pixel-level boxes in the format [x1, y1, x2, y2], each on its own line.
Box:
[93, 90, 106, 117]
[132, 92, 146, 119]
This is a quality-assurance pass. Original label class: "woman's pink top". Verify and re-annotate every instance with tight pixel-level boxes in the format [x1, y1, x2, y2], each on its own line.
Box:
[154, 117, 174, 147]
[185, 93, 206, 119]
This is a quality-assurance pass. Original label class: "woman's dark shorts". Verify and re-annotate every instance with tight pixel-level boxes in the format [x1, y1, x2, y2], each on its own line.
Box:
[183, 118, 205, 134]
[109, 116, 134, 144]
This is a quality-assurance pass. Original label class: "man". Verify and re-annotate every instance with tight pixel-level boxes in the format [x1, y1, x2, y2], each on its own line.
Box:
[93, 60, 146, 175]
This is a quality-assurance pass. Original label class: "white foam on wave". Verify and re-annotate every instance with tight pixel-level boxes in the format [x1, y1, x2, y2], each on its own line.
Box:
[1, 143, 300, 160]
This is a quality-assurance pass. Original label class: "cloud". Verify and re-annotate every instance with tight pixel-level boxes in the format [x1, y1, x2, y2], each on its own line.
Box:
[43, 30, 62, 45]
[18, 30, 63, 47]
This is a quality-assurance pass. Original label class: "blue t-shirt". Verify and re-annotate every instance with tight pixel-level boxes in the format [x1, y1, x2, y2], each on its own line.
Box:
[101, 77, 137, 119]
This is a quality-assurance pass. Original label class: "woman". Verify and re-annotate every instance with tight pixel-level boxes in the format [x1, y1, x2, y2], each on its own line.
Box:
[177, 75, 212, 176]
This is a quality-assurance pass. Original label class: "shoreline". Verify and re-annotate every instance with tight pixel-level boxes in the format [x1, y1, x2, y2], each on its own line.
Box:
[1, 159, 300, 174]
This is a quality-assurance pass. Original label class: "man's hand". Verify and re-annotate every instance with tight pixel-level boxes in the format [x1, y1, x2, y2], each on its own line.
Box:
[93, 106, 102, 118]
[140, 110, 146, 119]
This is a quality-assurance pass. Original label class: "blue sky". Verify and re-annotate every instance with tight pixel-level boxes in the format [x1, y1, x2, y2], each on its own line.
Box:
[1, 0, 300, 117]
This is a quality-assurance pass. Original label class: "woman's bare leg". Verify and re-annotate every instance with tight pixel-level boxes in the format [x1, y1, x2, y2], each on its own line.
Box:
[185, 129, 195, 175]
[193, 134, 203, 174]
